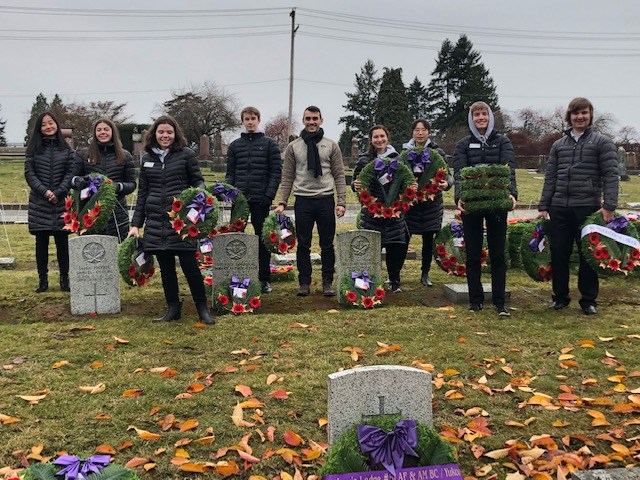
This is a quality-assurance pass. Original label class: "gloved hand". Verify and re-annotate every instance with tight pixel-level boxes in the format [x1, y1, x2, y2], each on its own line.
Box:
[71, 176, 88, 189]
[115, 182, 123, 194]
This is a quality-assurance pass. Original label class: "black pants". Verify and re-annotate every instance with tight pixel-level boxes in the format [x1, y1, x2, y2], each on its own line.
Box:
[411, 231, 437, 274]
[154, 250, 206, 304]
[249, 201, 271, 282]
[461, 211, 507, 307]
[294, 196, 336, 286]
[385, 243, 408, 283]
[548, 206, 598, 308]
[34, 231, 69, 277]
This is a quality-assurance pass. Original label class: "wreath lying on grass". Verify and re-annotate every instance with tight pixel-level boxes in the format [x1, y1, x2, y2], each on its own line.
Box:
[270, 263, 296, 281]
[399, 147, 448, 202]
[63, 173, 116, 235]
[117, 236, 155, 287]
[320, 415, 456, 479]
[168, 187, 217, 240]
[580, 212, 640, 277]
[205, 182, 249, 235]
[18, 454, 139, 480]
[507, 218, 536, 268]
[357, 156, 416, 218]
[262, 213, 296, 254]
[459, 164, 513, 214]
[520, 220, 553, 281]
[213, 276, 261, 314]
[339, 270, 384, 309]
[434, 221, 473, 276]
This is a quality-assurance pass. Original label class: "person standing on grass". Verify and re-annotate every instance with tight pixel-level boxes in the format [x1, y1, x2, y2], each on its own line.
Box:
[24, 111, 75, 293]
[72, 118, 137, 242]
[128, 115, 214, 325]
[274, 106, 346, 297]
[225, 106, 282, 294]
[454, 101, 517, 317]
[403, 119, 452, 287]
[538, 97, 618, 316]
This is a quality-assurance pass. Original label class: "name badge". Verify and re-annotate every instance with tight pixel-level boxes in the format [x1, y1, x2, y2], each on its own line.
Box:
[233, 287, 247, 299]
[80, 187, 91, 200]
[143, 161, 155, 168]
[354, 278, 370, 290]
[469, 143, 481, 149]
[378, 173, 391, 186]
[186, 208, 200, 224]
[538, 238, 546, 252]
[135, 252, 146, 266]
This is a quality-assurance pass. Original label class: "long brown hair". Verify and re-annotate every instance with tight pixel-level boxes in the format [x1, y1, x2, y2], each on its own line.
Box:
[26, 111, 69, 156]
[87, 118, 126, 165]
[144, 115, 187, 151]
[366, 124, 390, 157]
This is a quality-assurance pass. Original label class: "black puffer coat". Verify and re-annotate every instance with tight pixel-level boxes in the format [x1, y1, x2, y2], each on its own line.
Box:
[539, 127, 618, 212]
[225, 132, 281, 204]
[131, 147, 204, 252]
[74, 144, 137, 240]
[24, 138, 75, 233]
[352, 151, 409, 245]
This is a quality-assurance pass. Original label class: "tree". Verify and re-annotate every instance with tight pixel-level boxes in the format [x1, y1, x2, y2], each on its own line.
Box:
[264, 112, 298, 147]
[163, 81, 240, 148]
[374, 67, 412, 151]
[50, 94, 67, 126]
[25, 93, 50, 143]
[0, 106, 6, 147]
[339, 59, 381, 153]
[406, 77, 430, 122]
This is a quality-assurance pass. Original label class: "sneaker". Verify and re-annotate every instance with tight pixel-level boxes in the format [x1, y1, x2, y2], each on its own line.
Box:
[495, 305, 510, 316]
[469, 303, 483, 312]
[297, 284, 310, 296]
[322, 281, 336, 297]
[261, 281, 272, 294]
[389, 281, 402, 293]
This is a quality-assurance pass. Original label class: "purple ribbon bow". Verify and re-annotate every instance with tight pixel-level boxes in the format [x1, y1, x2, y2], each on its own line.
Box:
[85, 175, 103, 196]
[276, 213, 292, 231]
[450, 221, 464, 238]
[606, 216, 628, 233]
[351, 270, 371, 285]
[374, 157, 398, 181]
[357, 419, 419, 478]
[54, 454, 111, 480]
[187, 192, 213, 222]
[199, 238, 212, 251]
[406, 149, 431, 174]
[229, 276, 250, 292]
[213, 183, 239, 203]
[528, 223, 545, 251]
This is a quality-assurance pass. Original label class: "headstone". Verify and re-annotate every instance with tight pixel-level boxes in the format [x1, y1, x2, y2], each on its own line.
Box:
[69, 235, 120, 314]
[211, 131, 225, 172]
[572, 468, 640, 480]
[199, 134, 211, 161]
[618, 147, 630, 181]
[0, 257, 16, 269]
[210, 233, 259, 301]
[443, 282, 511, 304]
[335, 230, 381, 303]
[327, 365, 432, 444]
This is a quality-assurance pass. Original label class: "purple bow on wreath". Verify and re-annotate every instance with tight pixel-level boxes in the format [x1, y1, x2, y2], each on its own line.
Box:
[357, 419, 419, 478]
[276, 213, 292, 231]
[199, 237, 212, 251]
[529, 224, 545, 252]
[450, 220, 464, 238]
[606, 216, 628, 233]
[229, 276, 250, 292]
[374, 157, 398, 181]
[406, 149, 431, 174]
[84, 175, 103, 196]
[187, 192, 213, 222]
[351, 270, 371, 285]
[54, 454, 111, 480]
[213, 183, 239, 203]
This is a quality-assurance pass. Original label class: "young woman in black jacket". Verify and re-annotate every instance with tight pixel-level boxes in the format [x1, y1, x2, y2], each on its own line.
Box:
[24, 111, 75, 293]
[128, 115, 213, 324]
[72, 118, 136, 241]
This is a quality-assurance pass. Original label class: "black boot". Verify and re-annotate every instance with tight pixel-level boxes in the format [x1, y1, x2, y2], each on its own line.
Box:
[195, 300, 215, 325]
[60, 274, 70, 292]
[153, 301, 182, 323]
[35, 274, 48, 293]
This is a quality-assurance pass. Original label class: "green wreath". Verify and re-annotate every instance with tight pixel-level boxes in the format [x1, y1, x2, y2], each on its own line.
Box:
[213, 276, 262, 315]
[320, 415, 456, 477]
[117, 236, 155, 287]
[338, 270, 385, 308]
[399, 147, 448, 202]
[580, 212, 640, 277]
[262, 213, 296, 254]
[21, 462, 139, 480]
[205, 182, 249, 235]
[433, 221, 472, 276]
[167, 187, 218, 240]
[270, 263, 296, 282]
[357, 157, 416, 219]
[63, 173, 116, 235]
[459, 164, 513, 214]
[507, 218, 536, 268]
[520, 220, 553, 281]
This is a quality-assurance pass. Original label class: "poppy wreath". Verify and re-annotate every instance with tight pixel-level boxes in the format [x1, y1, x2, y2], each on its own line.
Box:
[117, 236, 155, 287]
[270, 263, 296, 281]
[433, 221, 474, 277]
[213, 276, 262, 315]
[205, 182, 249, 235]
[196, 242, 215, 294]
[16, 453, 138, 480]
[520, 220, 553, 281]
[63, 173, 116, 235]
[459, 164, 513, 214]
[399, 146, 448, 202]
[580, 212, 640, 277]
[168, 187, 218, 240]
[339, 270, 385, 309]
[357, 156, 416, 219]
[262, 213, 296, 254]
[507, 218, 536, 268]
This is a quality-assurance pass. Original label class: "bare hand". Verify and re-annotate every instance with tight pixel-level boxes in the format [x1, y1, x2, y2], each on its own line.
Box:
[509, 194, 517, 211]
[128, 226, 139, 238]
[437, 180, 448, 191]
[274, 204, 285, 214]
[352, 179, 361, 192]
[538, 210, 549, 220]
[457, 198, 466, 214]
[45, 190, 57, 203]
[598, 208, 614, 223]
[336, 205, 345, 218]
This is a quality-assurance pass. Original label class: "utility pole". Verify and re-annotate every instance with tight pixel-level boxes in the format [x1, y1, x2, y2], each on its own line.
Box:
[287, 8, 298, 141]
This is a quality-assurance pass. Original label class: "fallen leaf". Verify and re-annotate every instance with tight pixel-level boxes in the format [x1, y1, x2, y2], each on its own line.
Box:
[118, 440, 133, 450]
[238, 399, 265, 409]
[16, 394, 47, 403]
[125, 457, 150, 469]
[195, 435, 215, 445]
[270, 389, 291, 399]
[128, 425, 161, 441]
[586, 410, 611, 427]
[143, 463, 156, 471]
[266, 374, 278, 385]
[186, 383, 205, 393]
[95, 444, 116, 455]
[78, 383, 106, 394]
[215, 460, 240, 476]
[113, 336, 129, 344]
[238, 450, 261, 463]
[160, 369, 177, 378]
[123, 389, 143, 398]
[179, 419, 199, 432]
[232, 402, 255, 427]
[235, 385, 253, 397]
[553, 420, 570, 427]
[51, 360, 69, 369]
[484, 447, 511, 459]
[283, 430, 304, 446]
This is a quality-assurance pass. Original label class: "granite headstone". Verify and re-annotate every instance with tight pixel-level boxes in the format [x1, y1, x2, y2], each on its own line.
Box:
[335, 230, 381, 303]
[572, 468, 640, 480]
[210, 232, 259, 300]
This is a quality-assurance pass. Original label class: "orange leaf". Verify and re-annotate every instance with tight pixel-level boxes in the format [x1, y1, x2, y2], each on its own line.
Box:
[238, 450, 261, 463]
[143, 463, 156, 471]
[484, 447, 511, 459]
[118, 440, 133, 451]
[175, 448, 190, 458]
[160, 413, 176, 431]
[267, 426, 275, 442]
[179, 419, 199, 432]
[195, 435, 216, 445]
[318, 418, 328, 427]
[148, 406, 161, 416]
[186, 383, 205, 393]
[90, 361, 104, 369]
[283, 430, 304, 446]
[125, 457, 150, 469]
[95, 413, 111, 420]
[239, 398, 265, 409]
[122, 389, 143, 398]
[95, 444, 116, 455]
[552, 420, 570, 427]
[215, 460, 240, 476]
[504, 420, 525, 428]
[128, 425, 161, 441]
[270, 389, 291, 400]
[235, 385, 253, 397]
[471, 443, 485, 459]
[51, 360, 69, 369]
[160, 368, 177, 378]
[179, 462, 209, 473]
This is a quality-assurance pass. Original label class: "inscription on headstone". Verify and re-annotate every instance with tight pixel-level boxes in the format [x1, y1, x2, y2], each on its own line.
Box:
[335, 230, 381, 303]
[210, 233, 259, 297]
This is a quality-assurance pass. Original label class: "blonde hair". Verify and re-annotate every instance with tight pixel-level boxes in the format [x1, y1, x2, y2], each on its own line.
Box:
[470, 101, 490, 114]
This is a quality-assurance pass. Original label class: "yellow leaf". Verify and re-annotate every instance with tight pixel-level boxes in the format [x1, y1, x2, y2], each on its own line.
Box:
[17, 394, 47, 402]
[607, 375, 626, 383]
[558, 354, 575, 361]
[195, 435, 215, 445]
[610, 443, 630, 455]
[504, 420, 525, 428]
[239, 398, 265, 409]
[442, 368, 459, 376]
[128, 425, 161, 441]
[436, 305, 455, 311]
[143, 463, 156, 471]
[113, 336, 129, 344]
[578, 339, 595, 348]
[0, 413, 21, 425]
[175, 448, 190, 458]
[266, 374, 278, 385]
[90, 361, 103, 369]
[484, 447, 511, 459]
[524, 417, 537, 425]
[215, 460, 240, 476]
[78, 383, 106, 394]
[506, 473, 526, 480]
[179, 419, 199, 432]
[598, 337, 614, 342]
[553, 420, 570, 427]
[582, 378, 598, 386]
[52, 360, 69, 369]
[527, 394, 553, 405]
[232, 402, 255, 427]
[122, 389, 143, 398]
[179, 462, 209, 473]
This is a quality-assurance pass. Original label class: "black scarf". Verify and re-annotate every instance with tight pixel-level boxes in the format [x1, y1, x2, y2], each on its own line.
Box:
[300, 128, 324, 178]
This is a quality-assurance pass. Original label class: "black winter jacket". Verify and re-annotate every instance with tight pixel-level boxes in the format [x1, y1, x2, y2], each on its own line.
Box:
[74, 144, 137, 240]
[453, 131, 517, 203]
[24, 138, 75, 233]
[539, 127, 618, 212]
[131, 147, 204, 252]
[352, 151, 409, 246]
[225, 132, 281, 204]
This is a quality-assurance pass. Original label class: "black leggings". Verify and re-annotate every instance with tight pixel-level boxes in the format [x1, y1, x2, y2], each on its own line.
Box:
[385, 243, 408, 283]
[154, 250, 206, 304]
[34, 231, 69, 276]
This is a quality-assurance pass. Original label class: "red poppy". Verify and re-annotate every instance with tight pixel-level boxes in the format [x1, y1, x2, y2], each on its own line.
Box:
[449, 256, 457, 265]
[359, 190, 372, 205]
[278, 242, 289, 254]
[346, 291, 357, 303]
[210, 229, 218, 236]
[367, 203, 380, 215]
[249, 297, 261, 309]
[404, 188, 416, 200]
[436, 244, 447, 257]
[204, 276, 213, 286]
[82, 214, 95, 228]
[91, 202, 102, 215]
[382, 207, 394, 219]
[532, 230, 539, 239]
[441, 259, 451, 270]
[289, 238, 296, 249]
[219, 225, 230, 233]
[374, 287, 385, 300]
[206, 196, 214, 205]
[269, 232, 278, 243]
[188, 225, 200, 237]
[148, 267, 155, 277]
[172, 199, 184, 212]
[631, 248, 640, 260]
[362, 296, 374, 309]
[172, 218, 185, 233]
[232, 303, 246, 314]
[391, 200, 401, 210]
[63, 212, 72, 224]
[428, 184, 439, 194]
[105, 178, 113, 184]
[608, 259, 620, 271]
[233, 219, 245, 231]
[217, 294, 229, 306]
[137, 274, 147, 286]
[416, 190, 425, 202]
[455, 265, 466, 276]
[195, 251, 202, 261]
[401, 202, 411, 212]
[203, 255, 213, 266]
[435, 168, 446, 182]
[65, 196, 73, 210]
[128, 265, 136, 277]
[588, 232, 600, 245]
[70, 220, 80, 232]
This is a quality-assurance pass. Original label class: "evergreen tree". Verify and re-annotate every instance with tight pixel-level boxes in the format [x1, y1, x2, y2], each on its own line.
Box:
[25, 93, 50, 143]
[406, 77, 430, 122]
[339, 59, 380, 151]
[0, 106, 6, 147]
[50, 94, 68, 126]
[374, 67, 412, 151]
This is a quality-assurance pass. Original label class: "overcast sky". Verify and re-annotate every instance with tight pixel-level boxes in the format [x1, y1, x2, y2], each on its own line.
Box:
[1, 0, 639, 145]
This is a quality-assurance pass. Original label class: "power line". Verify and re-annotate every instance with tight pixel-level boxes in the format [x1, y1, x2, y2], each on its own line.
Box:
[0, 5, 290, 17]
[0, 31, 288, 41]
[0, 24, 288, 33]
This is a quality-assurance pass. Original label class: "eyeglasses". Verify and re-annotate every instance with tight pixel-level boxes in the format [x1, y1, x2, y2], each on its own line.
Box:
[304, 116, 320, 121]
[413, 128, 428, 133]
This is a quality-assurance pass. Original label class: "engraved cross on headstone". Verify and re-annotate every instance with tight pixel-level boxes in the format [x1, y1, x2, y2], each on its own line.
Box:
[362, 394, 401, 421]
[84, 283, 108, 313]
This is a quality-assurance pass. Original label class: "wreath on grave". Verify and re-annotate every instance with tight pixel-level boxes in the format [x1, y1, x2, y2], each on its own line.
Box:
[17, 454, 139, 480]
[205, 182, 249, 235]
[519, 220, 553, 282]
[580, 212, 640, 277]
[262, 213, 296, 254]
[63, 173, 116, 235]
[320, 415, 457, 479]
[357, 156, 416, 219]
[167, 187, 218, 240]
[459, 164, 513, 214]
[117, 236, 155, 287]
[270, 263, 296, 281]
[399, 146, 448, 202]
[213, 275, 262, 315]
[339, 270, 384, 309]
[507, 218, 536, 268]
[434, 221, 474, 277]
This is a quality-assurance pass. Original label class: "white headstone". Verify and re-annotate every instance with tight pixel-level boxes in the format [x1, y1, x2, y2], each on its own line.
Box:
[335, 230, 381, 303]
